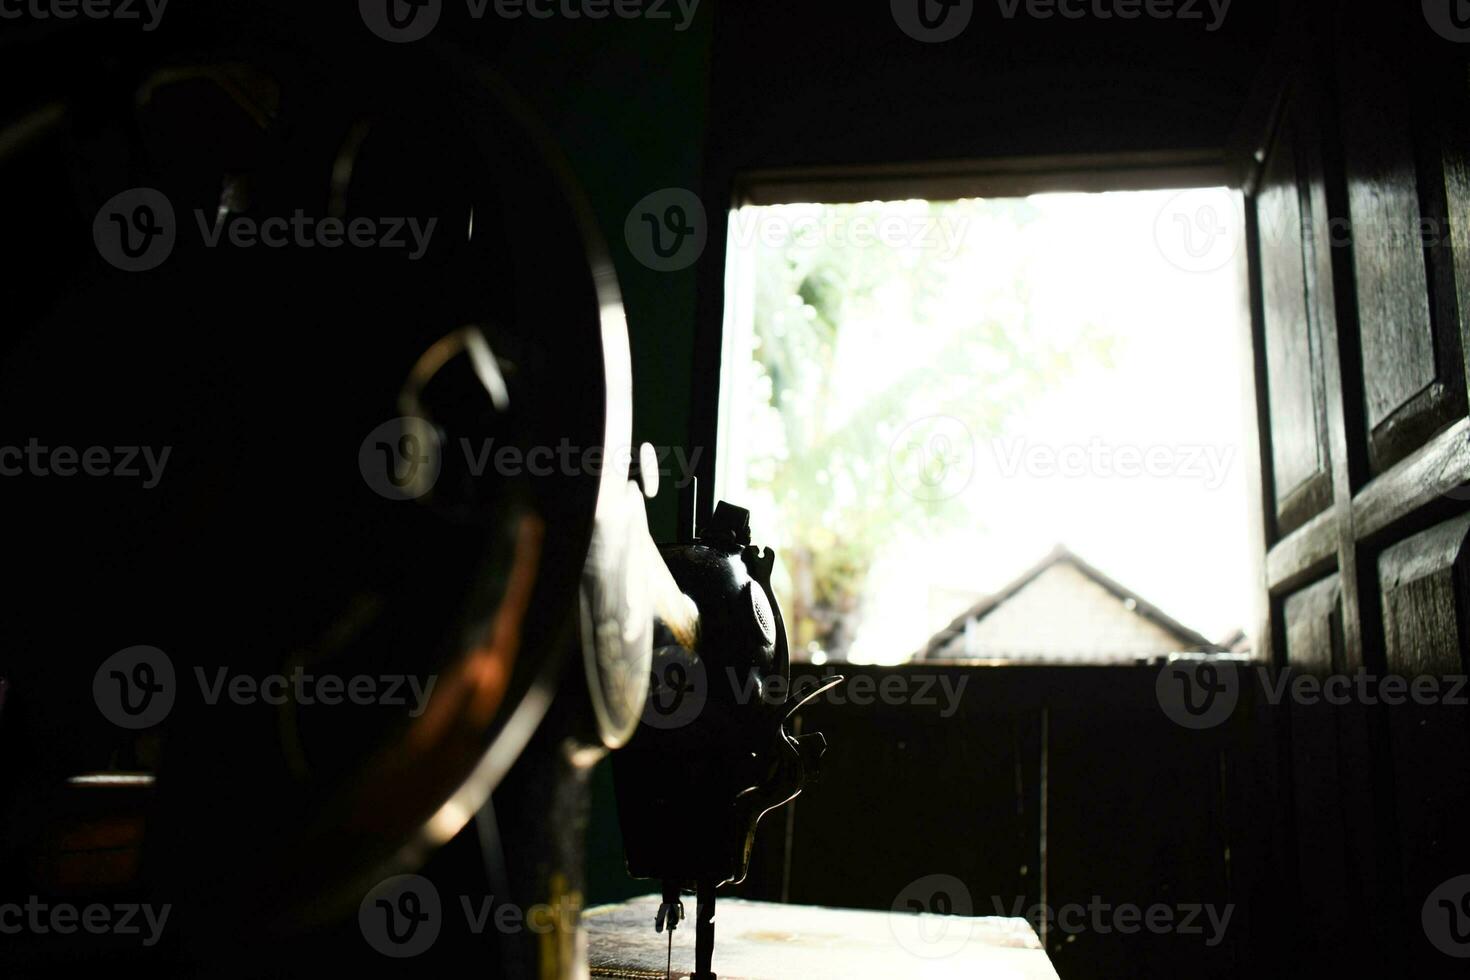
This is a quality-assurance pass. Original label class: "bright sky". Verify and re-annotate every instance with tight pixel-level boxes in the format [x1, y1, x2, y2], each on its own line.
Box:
[719, 189, 1257, 665]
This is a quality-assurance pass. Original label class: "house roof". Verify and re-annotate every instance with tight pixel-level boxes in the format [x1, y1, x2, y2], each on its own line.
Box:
[913, 545, 1226, 660]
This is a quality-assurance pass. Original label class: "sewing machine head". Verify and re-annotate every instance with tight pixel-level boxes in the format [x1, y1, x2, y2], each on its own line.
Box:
[612, 500, 840, 979]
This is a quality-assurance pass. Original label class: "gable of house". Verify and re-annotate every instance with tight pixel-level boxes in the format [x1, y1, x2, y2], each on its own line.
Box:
[919, 548, 1222, 663]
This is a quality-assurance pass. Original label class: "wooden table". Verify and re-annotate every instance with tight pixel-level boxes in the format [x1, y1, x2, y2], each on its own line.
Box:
[586, 895, 1060, 979]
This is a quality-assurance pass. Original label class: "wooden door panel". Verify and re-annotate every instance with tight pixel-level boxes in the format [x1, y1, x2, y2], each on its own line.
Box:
[1283, 574, 1342, 673]
[1282, 576, 1358, 968]
[1378, 513, 1470, 966]
[1434, 60, 1470, 426]
[1380, 514, 1470, 675]
[1341, 120, 1436, 435]
[1250, 10, 1470, 969]
[1258, 105, 1332, 536]
[1338, 16, 1467, 473]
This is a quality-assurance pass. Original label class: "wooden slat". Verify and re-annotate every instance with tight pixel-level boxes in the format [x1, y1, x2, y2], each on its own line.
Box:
[1351, 418, 1470, 541]
[1266, 507, 1337, 593]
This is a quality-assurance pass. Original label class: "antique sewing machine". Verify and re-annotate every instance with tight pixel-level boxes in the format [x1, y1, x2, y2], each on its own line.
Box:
[0, 6, 836, 977]
[614, 499, 841, 980]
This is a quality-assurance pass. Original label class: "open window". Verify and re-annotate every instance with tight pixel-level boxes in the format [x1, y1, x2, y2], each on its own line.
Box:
[714, 165, 1257, 665]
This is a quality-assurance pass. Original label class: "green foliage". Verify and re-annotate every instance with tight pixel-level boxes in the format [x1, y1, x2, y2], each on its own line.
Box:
[740, 199, 1110, 659]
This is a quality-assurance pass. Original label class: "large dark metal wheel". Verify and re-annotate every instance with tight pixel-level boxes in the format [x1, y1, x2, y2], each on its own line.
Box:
[0, 3, 648, 966]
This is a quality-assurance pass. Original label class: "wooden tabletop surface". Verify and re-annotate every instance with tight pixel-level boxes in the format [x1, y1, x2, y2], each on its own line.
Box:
[586, 895, 1060, 980]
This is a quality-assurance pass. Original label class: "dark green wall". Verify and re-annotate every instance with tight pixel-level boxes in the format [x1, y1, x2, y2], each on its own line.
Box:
[487, 14, 712, 542]
[478, 10, 714, 905]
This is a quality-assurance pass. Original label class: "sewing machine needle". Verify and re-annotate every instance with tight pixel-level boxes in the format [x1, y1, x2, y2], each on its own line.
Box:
[666, 926, 673, 980]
